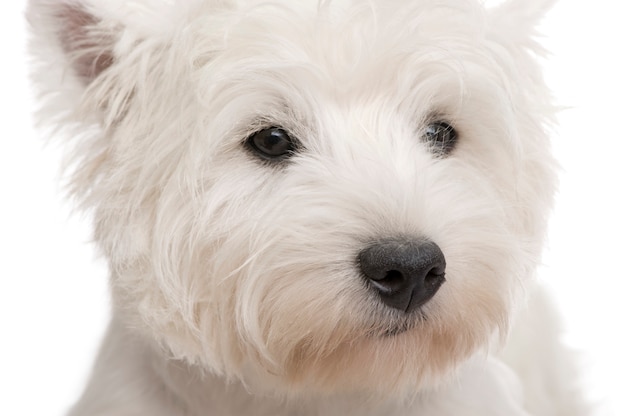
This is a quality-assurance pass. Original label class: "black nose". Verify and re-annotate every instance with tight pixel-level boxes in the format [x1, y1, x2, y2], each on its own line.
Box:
[358, 238, 446, 313]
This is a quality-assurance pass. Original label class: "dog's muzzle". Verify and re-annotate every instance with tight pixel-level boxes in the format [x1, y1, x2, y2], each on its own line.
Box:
[358, 238, 446, 313]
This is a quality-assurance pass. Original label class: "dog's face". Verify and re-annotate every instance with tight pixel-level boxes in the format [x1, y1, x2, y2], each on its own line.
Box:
[29, 0, 556, 398]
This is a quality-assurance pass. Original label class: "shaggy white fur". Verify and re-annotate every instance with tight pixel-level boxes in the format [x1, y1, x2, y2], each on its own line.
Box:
[28, 0, 588, 415]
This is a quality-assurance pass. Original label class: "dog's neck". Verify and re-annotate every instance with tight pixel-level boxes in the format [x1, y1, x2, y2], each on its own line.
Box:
[70, 316, 528, 416]
[72, 316, 408, 416]
[152, 336, 410, 415]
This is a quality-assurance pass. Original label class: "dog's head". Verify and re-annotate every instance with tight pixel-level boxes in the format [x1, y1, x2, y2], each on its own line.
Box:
[28, 0, 557, 398]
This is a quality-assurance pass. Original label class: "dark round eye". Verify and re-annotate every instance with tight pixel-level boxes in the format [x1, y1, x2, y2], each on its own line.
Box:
[246, 127, 296, 160]
[424, 121, 458, 155]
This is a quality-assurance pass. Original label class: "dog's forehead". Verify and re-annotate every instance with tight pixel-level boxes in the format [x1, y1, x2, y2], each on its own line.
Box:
[183, 0, 510, 129]
[211, 1, 489, 68]
[187, 0, 503, 107]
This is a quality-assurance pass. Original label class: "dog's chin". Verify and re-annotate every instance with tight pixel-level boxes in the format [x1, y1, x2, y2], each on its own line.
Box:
[378, 310, 427, 337]
[382, 324, 413, 337]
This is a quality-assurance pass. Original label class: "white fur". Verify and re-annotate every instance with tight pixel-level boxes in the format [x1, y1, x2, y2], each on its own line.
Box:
[27, 0, 588, 414]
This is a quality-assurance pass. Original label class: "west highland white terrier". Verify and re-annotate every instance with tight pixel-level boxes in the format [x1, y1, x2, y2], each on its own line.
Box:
[28, 0, 588, 415]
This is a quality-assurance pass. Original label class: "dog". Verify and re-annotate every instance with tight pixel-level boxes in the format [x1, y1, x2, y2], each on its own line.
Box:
[28, 0, 588, 415]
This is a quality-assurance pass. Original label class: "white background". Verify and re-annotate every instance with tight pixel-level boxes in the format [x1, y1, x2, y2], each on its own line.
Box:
[1, 1, 624, 415]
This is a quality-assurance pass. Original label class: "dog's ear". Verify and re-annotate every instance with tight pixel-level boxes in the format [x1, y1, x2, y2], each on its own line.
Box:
[45, 2, 113, 84]
[27, 0, 121, 88]
[26, 0, 135, 131]
[488, 0, 557, 49]
[27, 0, 223, 126]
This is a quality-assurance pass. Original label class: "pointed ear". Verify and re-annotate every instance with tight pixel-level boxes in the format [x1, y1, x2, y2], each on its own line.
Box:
[488, 0, 557, 49]
[27, 0, 130, 133]
[27, 0, 118, 86]
[52, 2, 115, 83]
[27, 0, 213, 119]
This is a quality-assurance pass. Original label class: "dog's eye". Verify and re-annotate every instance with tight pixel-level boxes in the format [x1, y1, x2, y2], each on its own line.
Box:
[423, 121, 458, 155]
[246, 127, 296, 160]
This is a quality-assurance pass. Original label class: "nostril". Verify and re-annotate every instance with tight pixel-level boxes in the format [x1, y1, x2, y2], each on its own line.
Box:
[424, 265, 445, 283]
[372, 270, 405, 293]
[424, 268, 446, 294]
